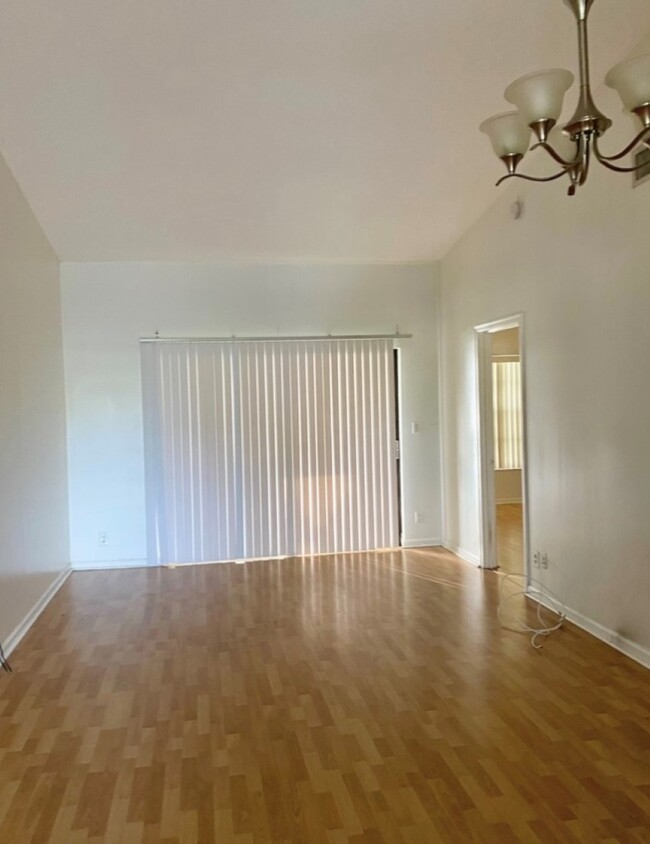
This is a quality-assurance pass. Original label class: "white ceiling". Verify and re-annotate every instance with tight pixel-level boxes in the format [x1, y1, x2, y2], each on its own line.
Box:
[1, 0, 649, 263]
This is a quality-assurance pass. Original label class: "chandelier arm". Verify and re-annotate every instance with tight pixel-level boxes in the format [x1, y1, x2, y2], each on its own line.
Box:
[531, 141, 580, 168]
[594, 154, 650, 174]
[592, 137, 648, 173]
[495, 170, 568, 188]
[593, 126, 650, 162]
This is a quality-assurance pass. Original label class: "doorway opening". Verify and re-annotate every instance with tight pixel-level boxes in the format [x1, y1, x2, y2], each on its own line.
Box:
[475, 315, 529, 578]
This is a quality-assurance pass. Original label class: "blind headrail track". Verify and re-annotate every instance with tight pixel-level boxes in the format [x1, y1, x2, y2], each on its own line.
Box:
[140, 333, 412, 344]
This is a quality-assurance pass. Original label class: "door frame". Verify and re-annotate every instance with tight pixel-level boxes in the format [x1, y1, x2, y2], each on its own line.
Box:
[474, 313, 530, 580]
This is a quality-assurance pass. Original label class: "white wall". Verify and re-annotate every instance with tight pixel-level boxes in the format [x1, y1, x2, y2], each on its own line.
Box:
[61, 263, 442, 567]
[0, 152, 70, 648]
[440, 153, 650, 655]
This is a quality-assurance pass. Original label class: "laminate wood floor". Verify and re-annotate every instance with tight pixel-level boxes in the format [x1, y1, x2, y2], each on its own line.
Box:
[0, 549, 648, 843]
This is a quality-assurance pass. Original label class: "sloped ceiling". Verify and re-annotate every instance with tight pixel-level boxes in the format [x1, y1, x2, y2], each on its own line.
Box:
[1, 0, 649, 262]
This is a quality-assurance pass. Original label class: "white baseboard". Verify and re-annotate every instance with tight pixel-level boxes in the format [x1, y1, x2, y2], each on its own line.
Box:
[4, 568, 72, 658]
[72, 558, 149, 571]
[443, 542, 481, 567]
[401, 538, 442, 548]
[495, 498, 523, 505]
[532, 593, 650, 670]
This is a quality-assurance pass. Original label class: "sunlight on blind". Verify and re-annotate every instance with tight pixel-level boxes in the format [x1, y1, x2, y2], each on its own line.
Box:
[493, 361, 522, 470]
[141, 339, 399, 564]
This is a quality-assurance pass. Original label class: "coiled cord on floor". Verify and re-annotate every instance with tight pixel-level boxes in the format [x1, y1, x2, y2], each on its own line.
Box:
[498, 573, 566, 649]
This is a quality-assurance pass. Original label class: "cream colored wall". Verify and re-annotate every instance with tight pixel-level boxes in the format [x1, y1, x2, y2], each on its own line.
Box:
[440, 157, 650, 654]
[0, 152, 70, 648]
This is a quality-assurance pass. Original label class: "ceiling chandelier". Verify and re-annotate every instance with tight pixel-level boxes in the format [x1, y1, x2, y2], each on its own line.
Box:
[480, 0, 650, 196]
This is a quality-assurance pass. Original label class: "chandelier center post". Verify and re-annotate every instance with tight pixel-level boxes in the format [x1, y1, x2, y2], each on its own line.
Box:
[563, 0, 596, 22]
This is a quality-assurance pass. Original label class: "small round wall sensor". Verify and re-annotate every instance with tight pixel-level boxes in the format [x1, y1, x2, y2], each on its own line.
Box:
[510, 199, 524, 220]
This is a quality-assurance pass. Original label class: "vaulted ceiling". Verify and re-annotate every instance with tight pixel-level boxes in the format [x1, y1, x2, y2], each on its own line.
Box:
[1, 0, 649, 262]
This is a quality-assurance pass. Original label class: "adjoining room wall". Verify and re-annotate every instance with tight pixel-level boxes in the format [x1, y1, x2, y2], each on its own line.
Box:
[61, 263, 442, 568]
[440, 152, 650, 659]
[495, 470, 522, 505]
[0, 152, 70, 649]
[491, 327, 519, 357]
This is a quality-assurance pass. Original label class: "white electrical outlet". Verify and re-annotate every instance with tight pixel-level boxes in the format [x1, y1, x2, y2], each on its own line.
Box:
[533, 551, 540, 568]
[98, 532, 108, 546]
[541, 553, 549, 569]
[414, 511, 423, 524]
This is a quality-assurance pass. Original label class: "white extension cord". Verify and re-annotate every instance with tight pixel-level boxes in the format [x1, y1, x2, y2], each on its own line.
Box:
[498, 572, 566, 649]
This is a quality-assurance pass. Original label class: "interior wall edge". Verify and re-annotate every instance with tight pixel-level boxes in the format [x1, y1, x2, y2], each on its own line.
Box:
[71, 559, 149, 571]
[442, 543, 481, 567]
[3, 569, 72, 658]
[532, 593, 650, 671]
[401, 538, 442, 548]
[0, 148, 71, 655]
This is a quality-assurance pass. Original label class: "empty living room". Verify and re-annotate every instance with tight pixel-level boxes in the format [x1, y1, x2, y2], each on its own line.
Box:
[1, 1, 649, 841]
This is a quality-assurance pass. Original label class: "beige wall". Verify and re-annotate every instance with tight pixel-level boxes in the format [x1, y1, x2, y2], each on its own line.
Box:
[440, 153, 650, 658]
[0, 151, 70, 648]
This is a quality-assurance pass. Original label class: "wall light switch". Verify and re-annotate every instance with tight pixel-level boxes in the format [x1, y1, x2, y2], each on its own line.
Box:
[411, 422, 419, 434]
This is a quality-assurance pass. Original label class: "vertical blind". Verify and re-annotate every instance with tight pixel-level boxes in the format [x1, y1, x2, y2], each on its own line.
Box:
[492, 360, 523, 470]
[141, 339, 399, 565]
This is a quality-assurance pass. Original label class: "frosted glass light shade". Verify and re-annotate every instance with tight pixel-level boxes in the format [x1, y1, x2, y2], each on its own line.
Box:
[479, 111, 531, 159]
[548, 126, 578, 163]
[505, 68, 574, 126]
[605, 52, 650, 112]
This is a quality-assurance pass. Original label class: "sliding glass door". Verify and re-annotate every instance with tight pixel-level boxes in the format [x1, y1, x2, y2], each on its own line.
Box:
[141, 339, 399, 564]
